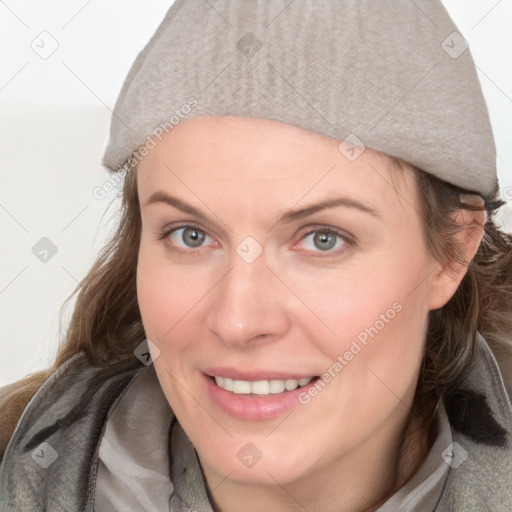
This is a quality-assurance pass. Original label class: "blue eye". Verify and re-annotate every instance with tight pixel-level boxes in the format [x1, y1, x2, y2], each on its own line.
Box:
[168, 226, 213, 248]
[301, 229, 348, 252]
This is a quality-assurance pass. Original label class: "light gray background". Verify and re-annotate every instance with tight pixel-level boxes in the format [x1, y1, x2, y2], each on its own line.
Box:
[1, 0, 511, 386]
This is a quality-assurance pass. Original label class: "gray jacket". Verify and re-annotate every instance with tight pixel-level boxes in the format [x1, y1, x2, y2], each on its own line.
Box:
[1, 333, 511, 511]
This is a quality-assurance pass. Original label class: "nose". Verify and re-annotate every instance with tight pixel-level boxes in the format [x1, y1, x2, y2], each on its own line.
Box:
[206, 253, 291, 348]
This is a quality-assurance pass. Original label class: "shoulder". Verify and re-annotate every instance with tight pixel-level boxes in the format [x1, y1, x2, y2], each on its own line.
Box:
[0, 353, 143, 511]
[9, 353, 143, 446]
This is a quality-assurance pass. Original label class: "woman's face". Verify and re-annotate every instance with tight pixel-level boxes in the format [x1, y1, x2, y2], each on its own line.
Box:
[136, 116, 442, 491]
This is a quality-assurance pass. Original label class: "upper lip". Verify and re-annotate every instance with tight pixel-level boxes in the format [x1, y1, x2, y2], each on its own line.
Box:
[203, 367, 318, 381]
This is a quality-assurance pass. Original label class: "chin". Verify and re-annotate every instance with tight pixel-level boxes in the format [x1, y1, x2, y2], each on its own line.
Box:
[199, 440, 312, 486]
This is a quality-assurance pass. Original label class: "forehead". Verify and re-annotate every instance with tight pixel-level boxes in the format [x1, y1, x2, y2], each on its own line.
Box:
[136, 116, 415, 214]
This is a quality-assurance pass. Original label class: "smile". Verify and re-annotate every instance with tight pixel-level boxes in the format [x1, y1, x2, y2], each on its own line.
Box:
[213, 376, 314, 395]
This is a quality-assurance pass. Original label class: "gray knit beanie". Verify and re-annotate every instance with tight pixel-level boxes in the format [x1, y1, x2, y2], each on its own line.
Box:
[102, 0, 498, 198]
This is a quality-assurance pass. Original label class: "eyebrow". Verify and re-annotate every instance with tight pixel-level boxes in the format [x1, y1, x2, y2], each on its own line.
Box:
[143, 191, 380, 224]
[144, 191, 210, 223]
[277, 197, 380, 223]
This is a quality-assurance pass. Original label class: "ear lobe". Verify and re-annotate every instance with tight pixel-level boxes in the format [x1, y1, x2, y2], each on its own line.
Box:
[427, 204, 486, 311]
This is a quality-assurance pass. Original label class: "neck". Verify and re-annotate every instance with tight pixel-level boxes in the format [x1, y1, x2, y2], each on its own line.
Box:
[362, 409, 437, 511]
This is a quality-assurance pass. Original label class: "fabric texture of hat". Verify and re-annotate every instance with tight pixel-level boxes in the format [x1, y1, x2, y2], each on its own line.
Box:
[102, 0, 498, 197]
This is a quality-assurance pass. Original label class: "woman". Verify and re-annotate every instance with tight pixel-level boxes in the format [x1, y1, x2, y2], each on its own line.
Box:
[1, 1, 511, 511]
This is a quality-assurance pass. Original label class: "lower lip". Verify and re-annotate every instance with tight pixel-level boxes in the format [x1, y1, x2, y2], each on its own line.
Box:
[202, 373, 320, 421]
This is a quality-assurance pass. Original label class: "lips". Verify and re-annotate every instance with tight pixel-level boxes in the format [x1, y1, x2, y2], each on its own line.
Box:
[203, 366, 317, 381]
[202, 372, 321, 420]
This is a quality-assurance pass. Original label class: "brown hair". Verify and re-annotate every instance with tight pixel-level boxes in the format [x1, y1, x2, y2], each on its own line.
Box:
[391, 161, 512, 491]
[1, 160, 511, 463]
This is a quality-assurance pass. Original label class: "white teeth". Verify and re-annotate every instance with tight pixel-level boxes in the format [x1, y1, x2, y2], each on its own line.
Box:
[285, 379, 298, 391]
[232, 380, 251, 394]
[251, 380, 270, 395]
[223, 377, 233, 391]
[213, 376, 313, 395]
[215, 376, 235, 391]
[269, 379, 285, 393]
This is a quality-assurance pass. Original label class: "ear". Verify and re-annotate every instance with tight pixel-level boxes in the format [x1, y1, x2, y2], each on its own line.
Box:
[428, 197, 487, 310]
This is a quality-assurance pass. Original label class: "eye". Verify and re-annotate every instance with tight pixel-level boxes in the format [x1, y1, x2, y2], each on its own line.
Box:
[299, 228, 351, 253]
[167, 226, 214, 249]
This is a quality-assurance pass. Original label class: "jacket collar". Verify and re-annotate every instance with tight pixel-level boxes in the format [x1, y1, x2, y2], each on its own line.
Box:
[435, 333, 512, 510]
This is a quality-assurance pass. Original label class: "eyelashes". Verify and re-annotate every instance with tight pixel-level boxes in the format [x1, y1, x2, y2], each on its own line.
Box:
[158, 223, 355, 257]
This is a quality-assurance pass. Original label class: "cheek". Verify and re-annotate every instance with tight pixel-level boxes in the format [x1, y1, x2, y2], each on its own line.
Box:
[285, 244, 430, 356]
[288, 232, 431, 407]
[136, 246, 212, 415]
[289, 277, 428, 449]
[136, 255, 170, 341]
[295, 274, 427, 399]
[136, 245, 209, 348]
